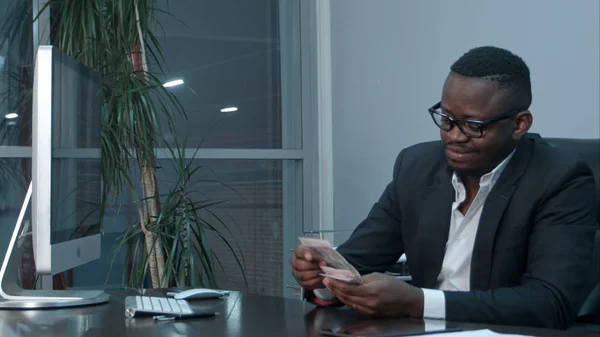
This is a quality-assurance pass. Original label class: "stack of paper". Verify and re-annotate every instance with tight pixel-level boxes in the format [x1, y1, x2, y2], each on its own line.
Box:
[430, 329, 534, 337]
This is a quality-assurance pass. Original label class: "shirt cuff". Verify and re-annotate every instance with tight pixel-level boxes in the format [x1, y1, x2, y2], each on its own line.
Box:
[302, 288, 342, 307]
[314, 288, 336, 301]
[422, 288, 446, 320]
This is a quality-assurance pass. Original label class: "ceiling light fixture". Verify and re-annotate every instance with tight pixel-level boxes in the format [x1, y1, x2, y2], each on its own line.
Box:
[220, 107, 238, 113]
[163, 79, 184, 88]
[5, 113, 18, 119]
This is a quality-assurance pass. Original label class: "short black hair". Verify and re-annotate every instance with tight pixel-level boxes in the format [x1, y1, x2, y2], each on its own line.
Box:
[450, 46, 532, 111]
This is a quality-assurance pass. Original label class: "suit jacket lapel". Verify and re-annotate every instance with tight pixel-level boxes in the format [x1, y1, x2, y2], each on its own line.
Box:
[470, 138, 533, 290]
[415, 166, 454, 289]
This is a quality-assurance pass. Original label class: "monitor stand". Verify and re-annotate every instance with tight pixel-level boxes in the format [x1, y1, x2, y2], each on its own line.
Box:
[0, 182, 110, 309]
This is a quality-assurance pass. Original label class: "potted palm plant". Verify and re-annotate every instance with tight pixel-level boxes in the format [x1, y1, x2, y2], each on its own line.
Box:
[0, 0, 245, 289]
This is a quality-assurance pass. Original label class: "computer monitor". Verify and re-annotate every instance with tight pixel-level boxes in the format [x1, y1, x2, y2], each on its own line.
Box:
[32, 45, 102, 276]
[0, 45, 109, 308]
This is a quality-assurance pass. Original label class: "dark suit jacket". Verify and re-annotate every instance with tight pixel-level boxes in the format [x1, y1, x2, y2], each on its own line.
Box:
[336, 135, 598, 329]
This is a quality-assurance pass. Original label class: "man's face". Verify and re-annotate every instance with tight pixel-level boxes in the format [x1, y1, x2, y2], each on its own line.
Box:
[440, 72, 516, 175]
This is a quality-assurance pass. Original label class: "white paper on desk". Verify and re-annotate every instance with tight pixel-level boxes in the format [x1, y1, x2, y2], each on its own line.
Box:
[429, 329, 534, 337]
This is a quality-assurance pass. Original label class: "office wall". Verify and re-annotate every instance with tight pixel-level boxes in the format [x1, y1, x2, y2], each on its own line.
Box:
[330, 0, 600, 243]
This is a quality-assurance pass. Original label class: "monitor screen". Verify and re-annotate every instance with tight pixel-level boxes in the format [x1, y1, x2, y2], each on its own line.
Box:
[50, 47, 102, 245]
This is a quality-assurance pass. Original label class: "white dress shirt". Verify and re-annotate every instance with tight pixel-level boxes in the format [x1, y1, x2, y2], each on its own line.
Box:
[422, 151, 515, 319]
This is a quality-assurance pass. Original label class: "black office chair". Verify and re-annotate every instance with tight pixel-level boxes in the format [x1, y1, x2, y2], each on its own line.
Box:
[545, 137, 600, 327]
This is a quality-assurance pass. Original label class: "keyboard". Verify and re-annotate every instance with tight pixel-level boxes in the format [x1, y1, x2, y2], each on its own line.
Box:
[124, 295, 193, 318]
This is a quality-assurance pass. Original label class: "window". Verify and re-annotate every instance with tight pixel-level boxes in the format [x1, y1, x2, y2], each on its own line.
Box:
[0, 0, 34, 288]
[142, 0, 307, 297]
[0, 0, 317, 298]
[156, 159, 294, 296]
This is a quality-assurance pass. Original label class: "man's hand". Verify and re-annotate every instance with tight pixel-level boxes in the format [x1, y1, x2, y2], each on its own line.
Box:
[322, 272, 424, 318]
[291, 245, 326, 290]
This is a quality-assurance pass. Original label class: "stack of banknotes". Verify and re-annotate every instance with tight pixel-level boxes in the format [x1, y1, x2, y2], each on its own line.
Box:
[299, 237, 363, 284]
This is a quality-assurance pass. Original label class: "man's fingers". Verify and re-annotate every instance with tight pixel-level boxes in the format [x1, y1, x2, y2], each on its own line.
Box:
[293, 270, 324, 290]
[323, 277, 362, 296]
[291, 256, 324, 290]
[295, 246, 315, 261]
[323, 277, 378, 311]
[292, 269, 322, 282]
[291, 256, 321, 272]
[333, 288, 375, 313]
[343, 300, 377, 316]
[353, 303, 377, 316]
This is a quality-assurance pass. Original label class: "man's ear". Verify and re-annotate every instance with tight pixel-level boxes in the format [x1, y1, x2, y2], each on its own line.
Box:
[513, 111, 532, 140]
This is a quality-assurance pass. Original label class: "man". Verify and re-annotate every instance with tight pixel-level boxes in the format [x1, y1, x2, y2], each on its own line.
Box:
[291, 46, 598, 329]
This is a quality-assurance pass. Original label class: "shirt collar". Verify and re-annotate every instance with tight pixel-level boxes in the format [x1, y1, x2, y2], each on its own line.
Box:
[451, 149, 516, 191]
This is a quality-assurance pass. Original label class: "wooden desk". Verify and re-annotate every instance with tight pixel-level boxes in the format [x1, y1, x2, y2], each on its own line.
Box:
[0, 289, 595, 337]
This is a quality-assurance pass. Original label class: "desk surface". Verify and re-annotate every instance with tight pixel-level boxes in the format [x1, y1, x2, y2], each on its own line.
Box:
[0, 289, 596, 337]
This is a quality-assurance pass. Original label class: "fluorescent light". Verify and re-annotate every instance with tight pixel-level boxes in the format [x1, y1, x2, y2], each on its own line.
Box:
[7, 121, 16, 126]
[220, 107, 238, 113]
[5, 113, 18, 119]
[163, 79, 184, 88]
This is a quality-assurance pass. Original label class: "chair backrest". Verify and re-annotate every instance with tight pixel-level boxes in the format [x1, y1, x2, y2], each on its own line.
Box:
[544, 137, 600, 323]
[545, 138, 600, 222]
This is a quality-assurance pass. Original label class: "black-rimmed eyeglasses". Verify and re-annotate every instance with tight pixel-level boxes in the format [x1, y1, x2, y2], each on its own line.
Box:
[428, 102, 521, 138]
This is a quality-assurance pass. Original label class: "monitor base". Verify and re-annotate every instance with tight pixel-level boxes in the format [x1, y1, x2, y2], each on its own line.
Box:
[0, 183, 111, 310]
[0, 290, 110, 309]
